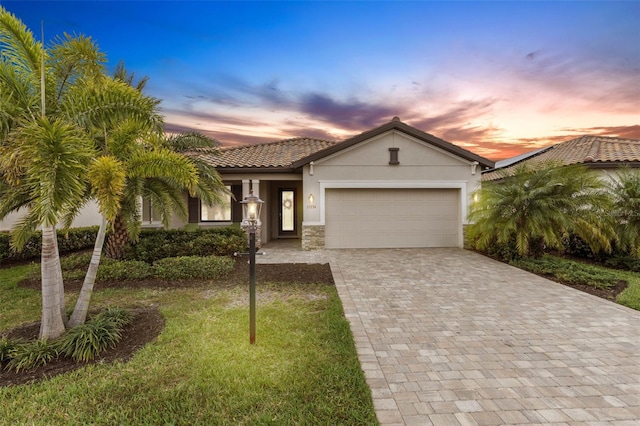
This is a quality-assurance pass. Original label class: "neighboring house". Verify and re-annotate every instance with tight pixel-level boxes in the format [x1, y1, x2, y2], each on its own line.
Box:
[162, 117, 494, 250]
[482, 135, 640, 181]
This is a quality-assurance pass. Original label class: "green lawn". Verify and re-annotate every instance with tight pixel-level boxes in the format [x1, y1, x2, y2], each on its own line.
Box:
[0, 264, 378, 425]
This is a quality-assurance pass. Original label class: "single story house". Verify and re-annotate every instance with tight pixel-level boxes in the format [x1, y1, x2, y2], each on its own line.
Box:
[145, 117, 494, 250]
[482, 135, 640, 181]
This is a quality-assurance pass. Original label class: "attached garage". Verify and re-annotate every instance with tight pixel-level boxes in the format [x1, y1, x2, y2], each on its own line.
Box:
[324, 188, 460, 249]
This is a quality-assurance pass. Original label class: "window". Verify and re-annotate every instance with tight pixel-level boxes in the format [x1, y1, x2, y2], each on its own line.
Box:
[201, 186, 232, 221]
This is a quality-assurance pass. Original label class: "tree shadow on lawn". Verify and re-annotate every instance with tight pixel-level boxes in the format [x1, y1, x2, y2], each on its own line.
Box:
[1, 261, 334, 387]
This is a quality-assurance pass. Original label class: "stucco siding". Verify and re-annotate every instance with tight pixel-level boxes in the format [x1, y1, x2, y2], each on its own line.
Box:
[0, 200, 102, 231]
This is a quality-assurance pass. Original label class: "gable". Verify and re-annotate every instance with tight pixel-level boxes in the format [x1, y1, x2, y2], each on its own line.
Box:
[293, 117, 494, 170]
[315, 130, 472, 167]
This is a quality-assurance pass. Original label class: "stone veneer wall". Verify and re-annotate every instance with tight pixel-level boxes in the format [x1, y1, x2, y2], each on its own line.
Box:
[302, 225, 325, 251]
[462, 224, 472, 249]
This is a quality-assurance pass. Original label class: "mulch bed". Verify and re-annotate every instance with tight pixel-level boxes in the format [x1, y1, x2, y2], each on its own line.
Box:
[1, 261, 334, 387]
[1, 307, 164, 387]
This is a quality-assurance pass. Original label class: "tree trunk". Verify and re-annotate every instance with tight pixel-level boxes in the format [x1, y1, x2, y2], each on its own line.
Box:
[69, 216, 107, 327]
[104, 214, 129, 259]
[39, 225, 66, 340]
[52, 227, 68, 327]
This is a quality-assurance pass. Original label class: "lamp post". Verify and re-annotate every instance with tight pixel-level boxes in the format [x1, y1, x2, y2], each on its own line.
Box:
[240, 191, 264, 344]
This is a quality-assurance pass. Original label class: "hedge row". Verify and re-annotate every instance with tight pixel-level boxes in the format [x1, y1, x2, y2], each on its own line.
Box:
[123, 227, 247, 262]
[1, 226, 247, 265]
[0, 227, 99, 265]
[29, 252, 235, 281]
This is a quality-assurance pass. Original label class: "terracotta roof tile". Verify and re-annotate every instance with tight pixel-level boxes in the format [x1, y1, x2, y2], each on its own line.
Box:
[192, 137, 339, 169]
[483, 135, 640, 180]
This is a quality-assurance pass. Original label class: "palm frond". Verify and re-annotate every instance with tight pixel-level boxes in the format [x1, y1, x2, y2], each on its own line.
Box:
[127, 148, 198, 193]
[11, 116, 94, 226]
[88, 155, 126, 222]
[0, 7, 42, 82]
[61, 78, 162, 134]
[164, 132, 221, 153]
[113, 60, 148, 92]
[48, 32, 106, 102]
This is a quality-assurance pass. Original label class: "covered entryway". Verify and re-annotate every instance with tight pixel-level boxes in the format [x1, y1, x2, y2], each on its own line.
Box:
[324, 188, 459, 248]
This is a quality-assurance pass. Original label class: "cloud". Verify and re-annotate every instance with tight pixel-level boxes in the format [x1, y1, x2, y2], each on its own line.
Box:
[409, 99, 496, 131]
[559, 125, 640, 139]
[440, 125, 501, 145]
[163, 121, 275, 146]
[509, 49, 640, 113]
[475, 140, 548, 161]
[298, 93, 398, 130]
[162, 107, 267, 129]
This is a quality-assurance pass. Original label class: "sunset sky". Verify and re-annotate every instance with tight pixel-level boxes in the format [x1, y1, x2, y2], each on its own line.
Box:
[2, 1, 639, 160]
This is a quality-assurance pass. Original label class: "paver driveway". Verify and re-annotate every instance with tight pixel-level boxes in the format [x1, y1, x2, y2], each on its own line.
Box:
[327, 248, 640, 426]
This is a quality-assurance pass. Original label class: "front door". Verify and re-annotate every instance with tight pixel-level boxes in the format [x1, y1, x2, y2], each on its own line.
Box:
[278, 189, 296, 236]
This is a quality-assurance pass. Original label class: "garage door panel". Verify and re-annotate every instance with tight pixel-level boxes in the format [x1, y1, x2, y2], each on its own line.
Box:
[325, 188, 460, 248]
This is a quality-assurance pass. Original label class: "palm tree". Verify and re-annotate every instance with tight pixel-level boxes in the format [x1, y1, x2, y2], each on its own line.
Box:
[0, 8, 105, 339]
[2, 8, 229, 333]
[101, 64, 229, 260]
[100, 64, 229, 259]
[68, 125, 202, 325]
[0, 117, 95, 338]
[468, 162, 616, 258]
[608, 167, 640, 258]
[102, 131, 229, 259]
[67, 70, 228, 323]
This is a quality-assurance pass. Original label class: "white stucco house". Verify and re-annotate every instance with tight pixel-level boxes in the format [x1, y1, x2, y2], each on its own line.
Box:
[173, 117, 494, 250]
[1, 117, 496, 250]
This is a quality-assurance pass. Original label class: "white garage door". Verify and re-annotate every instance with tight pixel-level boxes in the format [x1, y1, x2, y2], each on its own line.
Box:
[325, 188, 459, 248]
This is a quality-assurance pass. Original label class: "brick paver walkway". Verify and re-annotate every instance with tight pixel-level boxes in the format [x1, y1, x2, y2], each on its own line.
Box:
[260, 245, 640, 425]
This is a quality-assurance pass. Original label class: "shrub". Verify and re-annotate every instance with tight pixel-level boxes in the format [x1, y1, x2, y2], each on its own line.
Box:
[94, 307, 133, 328]
[604, 255, 640, 273]
[5, 340, 59, 372]
[0, 232, 9, 264]
[0, 337, 22, 363]
[124, 227, 246, 262]
[0, 226, 98, 265]
[56, 227, 99, 254]
[153, 256, 234, 280]
[97, 260, 155, 281]
[469, 234, 522, 262]
[60, 252, 93, 271]
[56, 315, 123, 362]
[63, 269, 89, 281]
[512, 256, 623, 289]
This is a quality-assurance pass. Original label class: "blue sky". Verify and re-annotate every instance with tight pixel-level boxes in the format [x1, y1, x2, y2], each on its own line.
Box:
[2, 1, 639, 160]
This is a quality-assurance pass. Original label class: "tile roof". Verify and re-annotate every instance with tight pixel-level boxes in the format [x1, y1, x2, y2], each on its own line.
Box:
[483, 135, 640, 181]
[189, 117, 494, 171]
[191, 137, 339, 170]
